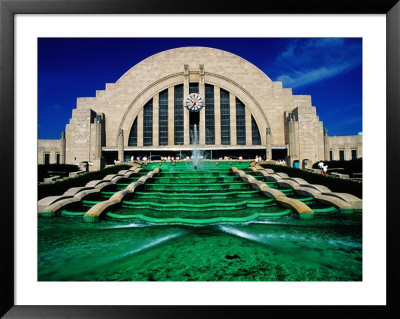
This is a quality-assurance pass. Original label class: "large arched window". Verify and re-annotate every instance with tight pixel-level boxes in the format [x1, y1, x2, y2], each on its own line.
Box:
[159, 89, 168, 146]
[236, 98, 246, 145]
[126, 82, 264, 148]
[220, 88, 230, 145]
[128, 118, 137, 146]
[205, 84, 215, 145]
[251, 115, 261, 145]
[189, 82, 199, 94]
[174, 84, 184, 145]
[143, 99, 153, 146]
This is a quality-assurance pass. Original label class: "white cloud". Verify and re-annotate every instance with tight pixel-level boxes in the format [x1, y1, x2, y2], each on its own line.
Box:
[275, 38, 361, 88]
[304, 38, 345, 48]
[277, 64, 351, 88]
[276, 41, 298, 61]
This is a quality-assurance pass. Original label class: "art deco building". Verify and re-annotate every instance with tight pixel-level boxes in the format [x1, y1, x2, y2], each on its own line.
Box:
[38, 46, 362, 169]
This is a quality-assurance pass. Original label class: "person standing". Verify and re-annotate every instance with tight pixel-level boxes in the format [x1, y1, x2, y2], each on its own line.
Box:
[323, 164, 328, 176]
[318, 160, 324, 174]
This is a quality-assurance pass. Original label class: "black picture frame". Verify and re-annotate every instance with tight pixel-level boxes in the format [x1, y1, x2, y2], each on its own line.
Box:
[1, 0, 399, 318]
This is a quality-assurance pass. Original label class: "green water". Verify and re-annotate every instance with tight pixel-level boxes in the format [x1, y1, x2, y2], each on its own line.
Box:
[38, 160, 362, 281]
[38, 214, 362, 281]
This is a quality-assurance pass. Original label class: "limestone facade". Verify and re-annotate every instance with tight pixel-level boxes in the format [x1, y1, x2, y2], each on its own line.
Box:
[38, 133, 65, 164]
[37, 47, 361, 168]
[324, 134, 363, 161]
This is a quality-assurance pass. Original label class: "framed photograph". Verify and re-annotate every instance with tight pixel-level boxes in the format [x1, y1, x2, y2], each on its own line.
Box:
[1, 0, 399, 318]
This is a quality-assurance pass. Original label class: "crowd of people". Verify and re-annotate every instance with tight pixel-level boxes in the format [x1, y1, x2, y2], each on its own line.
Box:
[117, 154, 252, 163]
[113, 154, 285, 165]
[116, 155, 329, 174]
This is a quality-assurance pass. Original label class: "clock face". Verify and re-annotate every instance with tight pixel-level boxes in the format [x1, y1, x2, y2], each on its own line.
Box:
[185, 93, 204, 112]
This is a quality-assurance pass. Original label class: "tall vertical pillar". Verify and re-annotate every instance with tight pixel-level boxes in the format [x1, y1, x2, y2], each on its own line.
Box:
[214, 86, 221, 146]
[266, 127, 272, 160]
[230, 94, 237, 146]
[118, 129, 124, 162]
[168, 86, 175, 146]
[93, 114, 104, 170]
[94, 116, 102, 159]
[153, 93, 159, 146]
[287, 113, 299, 167]
[183, 64, 190, 145]
[60, 131, 66, 164]
[199, 64, 206, 146]
[323, 129, 329, 161]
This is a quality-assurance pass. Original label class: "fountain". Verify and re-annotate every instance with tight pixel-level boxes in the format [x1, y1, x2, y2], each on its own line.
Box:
[191, 124, 202, 170]
[38, 161, 362, 281]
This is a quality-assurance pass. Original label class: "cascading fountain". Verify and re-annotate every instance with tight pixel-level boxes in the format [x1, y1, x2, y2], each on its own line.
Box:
[192, 124, 202, 170]
[38, 160, 362, 281]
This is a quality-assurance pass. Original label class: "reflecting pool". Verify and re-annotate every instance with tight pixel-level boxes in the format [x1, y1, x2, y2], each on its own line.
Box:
[38, 161, 362, 281]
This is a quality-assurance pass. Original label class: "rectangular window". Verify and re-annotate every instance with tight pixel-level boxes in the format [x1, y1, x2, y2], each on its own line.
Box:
[351, 149, 357, 160]
[128, 118, 138, 146]
[174, 85, 184, 145]
[44, 153, 50, 165]
[236, 98, 246, 145]
[220, 89, 230, 145]
[189, 82, 199, 94]
[329, 150, 333, 161]
[159, 89, 168, 146]
[56, 153, 60, 164]
[339, 150, 345, 161]
[143, 99, 153, 146]
[205, 84, 215, 145]
[251, 116, 261, 145]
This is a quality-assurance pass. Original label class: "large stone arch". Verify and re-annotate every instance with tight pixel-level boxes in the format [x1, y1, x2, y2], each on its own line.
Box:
[106, 47, 279, 147]
[118, 72, 272, 147]
[118, 73, 184, 146]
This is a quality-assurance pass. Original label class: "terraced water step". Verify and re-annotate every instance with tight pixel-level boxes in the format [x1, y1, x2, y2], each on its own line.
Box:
[288, 195, 314, 203]
[307, 204, 339, 213]
[82, 199, 103, 207]
[105, 210, 293, 224]
[105, 205, 292, 221]
[145, 182, 252, 191]
[155, 171, 233, 177]
[122, 198, 275, 211]
[152, 176, 242, 183]
[266, 182, 278, 187]
[134, 190, 261, 199]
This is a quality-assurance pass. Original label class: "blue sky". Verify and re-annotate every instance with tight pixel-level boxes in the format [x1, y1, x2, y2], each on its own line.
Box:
[38, 38, 362, 139]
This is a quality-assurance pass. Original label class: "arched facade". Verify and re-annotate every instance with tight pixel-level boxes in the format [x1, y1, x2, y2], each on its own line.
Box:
[62, 46, 326, 168]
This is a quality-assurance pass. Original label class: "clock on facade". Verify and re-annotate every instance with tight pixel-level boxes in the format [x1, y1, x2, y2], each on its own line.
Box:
[185, 93, 204, 112]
